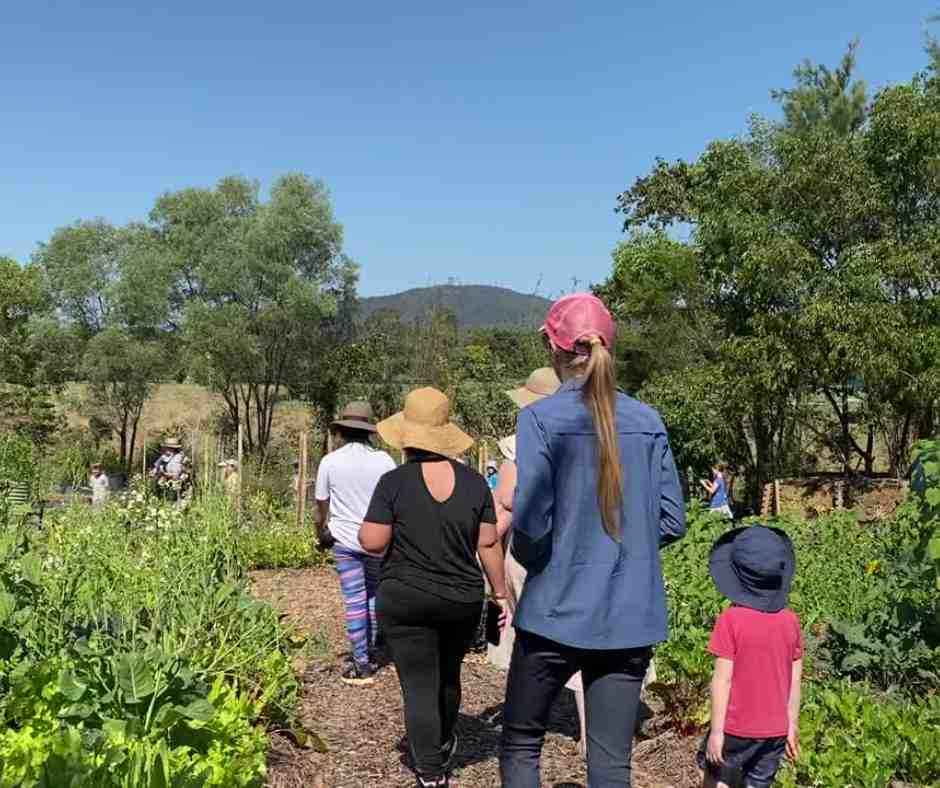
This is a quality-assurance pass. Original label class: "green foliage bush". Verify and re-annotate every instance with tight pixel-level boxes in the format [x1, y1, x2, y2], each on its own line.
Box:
[0, 491, 300, 786]
[779, 683, 940, 788]
[236, 490, 327, 570]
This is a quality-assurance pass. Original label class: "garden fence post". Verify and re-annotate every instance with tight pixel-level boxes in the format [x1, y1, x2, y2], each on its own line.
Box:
[203, 434, 209, 492]
[297, 432, 308, 528]
[237, 424, 243, 515]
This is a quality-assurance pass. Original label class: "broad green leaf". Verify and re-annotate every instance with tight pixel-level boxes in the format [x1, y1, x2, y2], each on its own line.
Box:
[18, 552, 42, 586]
[927, 536, 940, 562]
[57, 669, 88, 702]
[59, 702, 95, 719]
[178, 698, 215, 722]
[0, 592, 16, 625]
[112, 653, 156, 701]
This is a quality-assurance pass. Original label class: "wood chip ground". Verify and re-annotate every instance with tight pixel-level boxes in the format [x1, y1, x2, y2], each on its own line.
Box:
[252, 567, 700, 788]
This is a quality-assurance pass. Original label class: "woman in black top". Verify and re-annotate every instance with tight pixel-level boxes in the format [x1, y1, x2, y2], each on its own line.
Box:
[361, 387, 509, 788]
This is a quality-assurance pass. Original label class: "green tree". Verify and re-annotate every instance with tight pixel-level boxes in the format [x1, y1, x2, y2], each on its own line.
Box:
[0, 258, 45, 383]
[32, 219, 123, 336]
[152, 174, 350, 454]
[0, 258, 73, 445]
[610, 48, 940, 501]
[82, 329, 165, 472]
[771, 40, 868, 135]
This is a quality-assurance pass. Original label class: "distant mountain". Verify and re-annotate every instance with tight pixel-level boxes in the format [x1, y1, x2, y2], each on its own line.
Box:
[360, 285, 551, 329]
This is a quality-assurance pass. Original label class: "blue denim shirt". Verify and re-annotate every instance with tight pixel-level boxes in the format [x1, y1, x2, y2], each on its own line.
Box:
[511, 378, 686, 650]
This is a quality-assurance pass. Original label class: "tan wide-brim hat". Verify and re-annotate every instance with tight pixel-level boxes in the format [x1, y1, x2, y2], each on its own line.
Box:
[161, 437, 183, 449]
[506, 367, 561, 409]
[498, 435, 516, 462]
[377, 387, 474, 458]
[332, 400, 378, 432]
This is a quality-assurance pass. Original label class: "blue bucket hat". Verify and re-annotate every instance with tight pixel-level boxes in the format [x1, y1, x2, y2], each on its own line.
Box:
[709, 525, 796, 613]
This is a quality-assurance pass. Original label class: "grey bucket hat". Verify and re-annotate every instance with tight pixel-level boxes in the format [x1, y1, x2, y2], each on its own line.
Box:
[331, 401, 378, 432]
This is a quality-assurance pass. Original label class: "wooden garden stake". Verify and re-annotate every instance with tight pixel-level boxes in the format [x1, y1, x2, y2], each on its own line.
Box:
[236, 424, 244, 514]
[203, 434, 210, 491]
[141, 432, 147, 478]
[296, 432, 309, 528]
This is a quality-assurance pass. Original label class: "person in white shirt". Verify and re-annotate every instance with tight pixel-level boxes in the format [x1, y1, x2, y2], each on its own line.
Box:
[89, 463, 110, 507]
[315, 401, 396, 685]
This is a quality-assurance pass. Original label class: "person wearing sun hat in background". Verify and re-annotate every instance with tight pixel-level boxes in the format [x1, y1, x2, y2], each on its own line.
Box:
[218, 459, 240, 500]
[315, 401, 396, 686]
[359, 387, 509, 788]
[486, 368, 560, 673]
[500, 293, 687, 788]
[699, 525, 802, 788]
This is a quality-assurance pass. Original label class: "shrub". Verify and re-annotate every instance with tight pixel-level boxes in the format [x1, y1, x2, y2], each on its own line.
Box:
[0, 493, 301, 785]
[779, 682, 940, 788]
[237, 490, 327, 570]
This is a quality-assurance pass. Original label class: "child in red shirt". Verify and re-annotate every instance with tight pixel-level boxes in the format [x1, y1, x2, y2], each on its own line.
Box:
[698, 525, 803, 788]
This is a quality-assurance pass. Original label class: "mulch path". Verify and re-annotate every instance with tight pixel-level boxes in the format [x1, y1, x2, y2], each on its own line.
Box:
[251, 567, 700, 788]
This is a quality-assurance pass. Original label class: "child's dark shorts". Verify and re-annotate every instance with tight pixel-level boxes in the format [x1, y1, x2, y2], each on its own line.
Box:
[696, 730, 787, 787]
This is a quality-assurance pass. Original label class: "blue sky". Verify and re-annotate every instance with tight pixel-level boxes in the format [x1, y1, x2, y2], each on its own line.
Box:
[1, 1, 935, 297]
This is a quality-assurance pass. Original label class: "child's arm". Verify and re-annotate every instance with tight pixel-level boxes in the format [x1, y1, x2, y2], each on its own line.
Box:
[706, 657, 734, 765]
[786, 658, 803, 761]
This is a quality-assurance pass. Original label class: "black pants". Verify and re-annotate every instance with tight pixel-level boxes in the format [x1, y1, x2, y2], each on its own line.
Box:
[500, 629, 652, 788]
[377, 579, 482, 778]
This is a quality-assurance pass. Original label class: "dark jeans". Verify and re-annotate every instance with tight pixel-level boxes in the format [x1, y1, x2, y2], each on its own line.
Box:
[500, 629, 652, 788]
[697, 731, 787, 787]
[377, 579, 482, 778]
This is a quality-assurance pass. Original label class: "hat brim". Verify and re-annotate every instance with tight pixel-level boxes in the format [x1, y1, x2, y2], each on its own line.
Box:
[376, 411, 474, 458]
[497, 435, 516, 462]
[331, 419, 378, 432]
[506, 386, 548, 409]
[708, 526, 796, 613]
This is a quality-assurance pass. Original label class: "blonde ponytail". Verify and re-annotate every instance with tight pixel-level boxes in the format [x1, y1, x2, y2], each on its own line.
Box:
[583, 337, 622, 541]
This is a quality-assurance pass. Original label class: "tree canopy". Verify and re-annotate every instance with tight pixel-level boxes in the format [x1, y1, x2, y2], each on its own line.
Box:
[605, 45, 940, 504]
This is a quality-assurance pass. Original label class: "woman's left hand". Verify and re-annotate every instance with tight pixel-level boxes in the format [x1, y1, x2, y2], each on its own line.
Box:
[496, 598, 512, 631]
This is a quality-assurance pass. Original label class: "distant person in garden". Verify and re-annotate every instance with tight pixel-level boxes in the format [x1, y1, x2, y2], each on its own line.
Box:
[485, 459, 499, 491]
[151, 437, 185, 481]
[701, 463, 733, 519]
[500, 293, 687, 788]
[89, 463, 110, 507]
[699, 525, 802, 788]
[218, 459, 240, 500]
[315, 401, 396, 686]
[360, 387, 509, 788]
[292, 459, 302, 502]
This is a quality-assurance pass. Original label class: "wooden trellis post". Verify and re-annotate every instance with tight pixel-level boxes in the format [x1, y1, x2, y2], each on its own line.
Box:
[296, 432, 308, 528]
[141, 432, 148, 479]
[236, 424, 244, 514]
[202, 434, 210, 492]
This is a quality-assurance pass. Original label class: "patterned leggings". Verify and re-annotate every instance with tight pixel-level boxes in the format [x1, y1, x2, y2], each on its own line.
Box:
[334, 545, 382, 666]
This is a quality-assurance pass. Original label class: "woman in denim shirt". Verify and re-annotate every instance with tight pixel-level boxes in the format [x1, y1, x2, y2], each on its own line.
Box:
[500, 294, 686, 788]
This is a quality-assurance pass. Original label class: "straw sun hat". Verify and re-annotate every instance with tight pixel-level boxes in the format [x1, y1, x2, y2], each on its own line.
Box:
[161, 437, 182, 449]
[506, 367, 561, 409]
[377, 387, 473, 458]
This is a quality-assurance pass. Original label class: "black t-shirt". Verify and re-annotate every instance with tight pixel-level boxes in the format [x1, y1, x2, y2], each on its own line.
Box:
[365, 458, 496, 603]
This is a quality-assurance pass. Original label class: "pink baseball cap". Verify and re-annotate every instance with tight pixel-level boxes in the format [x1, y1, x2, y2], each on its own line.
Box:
[541, 293, 616, 354]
